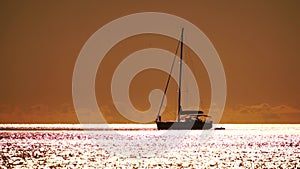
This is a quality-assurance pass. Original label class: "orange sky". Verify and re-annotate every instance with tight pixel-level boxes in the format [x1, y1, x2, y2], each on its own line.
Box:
[0, 1, 299, 123]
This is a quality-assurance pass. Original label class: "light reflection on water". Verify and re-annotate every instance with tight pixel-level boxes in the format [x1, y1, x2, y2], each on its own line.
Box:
[0, 124, 300, 168]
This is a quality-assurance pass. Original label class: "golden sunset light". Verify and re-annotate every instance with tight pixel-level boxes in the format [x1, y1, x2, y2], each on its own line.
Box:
[1, 1, 300, 168]
[0, 1, 299, 124]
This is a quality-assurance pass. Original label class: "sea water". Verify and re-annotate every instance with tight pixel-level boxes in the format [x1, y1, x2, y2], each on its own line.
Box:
[0, 124, 299, 168]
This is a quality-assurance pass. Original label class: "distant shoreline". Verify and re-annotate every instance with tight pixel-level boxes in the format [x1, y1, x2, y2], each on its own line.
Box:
[0, 127, 157, 131]
[0, 124, 299, 131]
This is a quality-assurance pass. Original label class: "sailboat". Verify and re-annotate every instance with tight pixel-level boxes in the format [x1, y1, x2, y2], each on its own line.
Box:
[155, 28, 213, 130]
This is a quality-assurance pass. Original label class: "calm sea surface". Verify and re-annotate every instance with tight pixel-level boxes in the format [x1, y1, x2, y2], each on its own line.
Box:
[0, 124, 299, 168]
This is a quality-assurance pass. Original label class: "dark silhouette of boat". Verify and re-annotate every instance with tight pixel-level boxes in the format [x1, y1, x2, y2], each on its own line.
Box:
[214, 127, 225, 130]
[156, 28, 213, 130]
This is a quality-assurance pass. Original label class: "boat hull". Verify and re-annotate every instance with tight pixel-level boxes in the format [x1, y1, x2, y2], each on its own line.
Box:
[156, 121, 212, 130]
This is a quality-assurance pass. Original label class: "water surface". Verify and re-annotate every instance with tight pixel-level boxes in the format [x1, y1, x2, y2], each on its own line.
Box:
[1, 124, 299, 168]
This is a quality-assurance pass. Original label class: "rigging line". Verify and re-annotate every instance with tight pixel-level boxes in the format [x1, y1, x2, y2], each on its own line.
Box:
[178, 28, 184, 122]
[156, 39, 181, 120]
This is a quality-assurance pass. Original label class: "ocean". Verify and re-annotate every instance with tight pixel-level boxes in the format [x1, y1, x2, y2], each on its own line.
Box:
[0, 124, 299, 168]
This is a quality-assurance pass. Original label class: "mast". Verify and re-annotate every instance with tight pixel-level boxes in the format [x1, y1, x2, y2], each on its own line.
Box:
[178, 28, 184, 122]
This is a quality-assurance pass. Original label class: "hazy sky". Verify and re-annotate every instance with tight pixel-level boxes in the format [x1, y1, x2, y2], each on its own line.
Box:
[0, 1, 299, 123]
